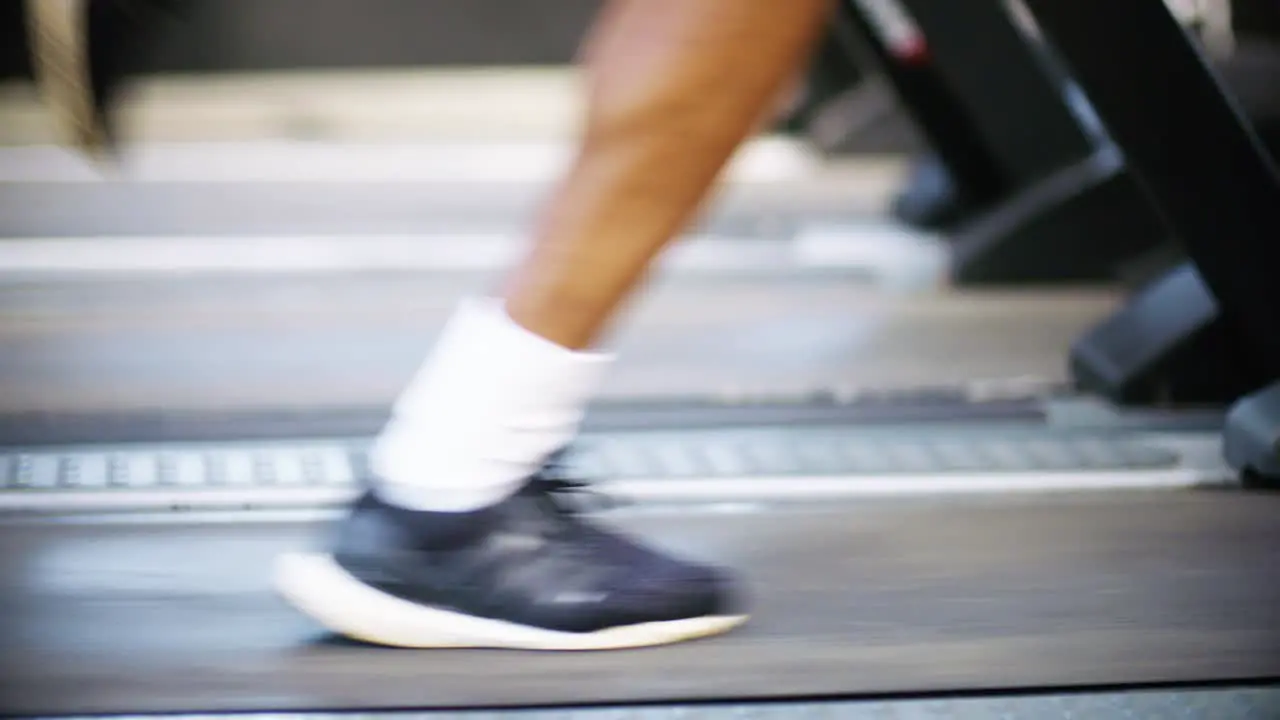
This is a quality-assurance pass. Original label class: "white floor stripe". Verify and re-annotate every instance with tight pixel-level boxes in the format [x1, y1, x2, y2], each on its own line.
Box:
[0, 137, 820, 184]
[0, 224, 948, 280]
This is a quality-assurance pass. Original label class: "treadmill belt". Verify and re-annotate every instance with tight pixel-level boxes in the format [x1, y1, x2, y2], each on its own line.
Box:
[2, 491, 1278, 716]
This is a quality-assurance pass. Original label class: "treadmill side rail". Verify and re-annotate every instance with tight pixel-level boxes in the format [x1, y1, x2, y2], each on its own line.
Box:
[1022, 0, 1280, 372]
[949, 146, 1169, 285]
[1224, 381, 1280, 483]
[1069, 263, 1268, 406]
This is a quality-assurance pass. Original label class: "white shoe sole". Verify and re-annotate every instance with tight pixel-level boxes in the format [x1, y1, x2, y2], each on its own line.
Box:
[25, 0, 108, 155]
[274, 552, 749, 651]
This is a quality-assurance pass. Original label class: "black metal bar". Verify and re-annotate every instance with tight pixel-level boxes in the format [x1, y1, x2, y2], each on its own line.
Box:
[833, 0, 1007, 207]
[895, 0, 1096, 185]
[1022, 0, 1280, 371]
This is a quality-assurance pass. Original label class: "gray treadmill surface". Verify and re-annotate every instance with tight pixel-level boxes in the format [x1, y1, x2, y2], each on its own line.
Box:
[3, 491, 1278, 716]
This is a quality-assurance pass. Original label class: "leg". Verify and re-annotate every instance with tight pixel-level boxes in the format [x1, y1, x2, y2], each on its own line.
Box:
[506, 0, 832, 350]
[276, 0, 831, 650]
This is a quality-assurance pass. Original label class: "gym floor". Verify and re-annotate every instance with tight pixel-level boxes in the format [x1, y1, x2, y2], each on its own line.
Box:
[0, 68, 1118, 414]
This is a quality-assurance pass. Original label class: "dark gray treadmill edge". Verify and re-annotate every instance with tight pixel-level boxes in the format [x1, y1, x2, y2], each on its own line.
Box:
[21, 685, 1280, 720]
[0, 389, 1047, 447]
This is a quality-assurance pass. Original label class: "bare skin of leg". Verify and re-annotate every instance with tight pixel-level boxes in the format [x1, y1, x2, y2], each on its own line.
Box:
[503, 0, 832, 350]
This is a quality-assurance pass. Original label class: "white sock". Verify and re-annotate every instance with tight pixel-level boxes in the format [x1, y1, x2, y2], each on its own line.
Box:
[371, 297, 613, 512]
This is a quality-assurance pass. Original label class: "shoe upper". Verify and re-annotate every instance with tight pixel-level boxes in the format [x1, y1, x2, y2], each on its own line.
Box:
[332, 469, 740, 634]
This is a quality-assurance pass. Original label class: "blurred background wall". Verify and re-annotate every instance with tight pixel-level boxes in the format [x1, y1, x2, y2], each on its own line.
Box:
[0, 0, 604, 81]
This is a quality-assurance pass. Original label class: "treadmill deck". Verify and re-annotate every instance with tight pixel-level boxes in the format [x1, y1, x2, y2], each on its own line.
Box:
[3, 491, 1278, 716]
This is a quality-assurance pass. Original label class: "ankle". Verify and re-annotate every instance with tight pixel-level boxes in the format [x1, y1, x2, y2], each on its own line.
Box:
[370, 297, 612, 513]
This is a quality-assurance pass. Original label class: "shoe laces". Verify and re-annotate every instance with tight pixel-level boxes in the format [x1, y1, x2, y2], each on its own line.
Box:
[526, 451, 645, 579]
[527, 448, 625, 516]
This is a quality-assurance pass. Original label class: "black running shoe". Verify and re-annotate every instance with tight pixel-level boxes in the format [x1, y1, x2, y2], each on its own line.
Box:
[274, 462, 747, 650]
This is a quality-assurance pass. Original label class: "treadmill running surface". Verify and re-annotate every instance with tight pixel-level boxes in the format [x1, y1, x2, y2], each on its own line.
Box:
[3, 491, 1278, 716]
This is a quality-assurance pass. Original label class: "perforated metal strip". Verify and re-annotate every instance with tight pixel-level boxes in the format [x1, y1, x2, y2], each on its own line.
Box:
[0, 432, 1179, 494]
